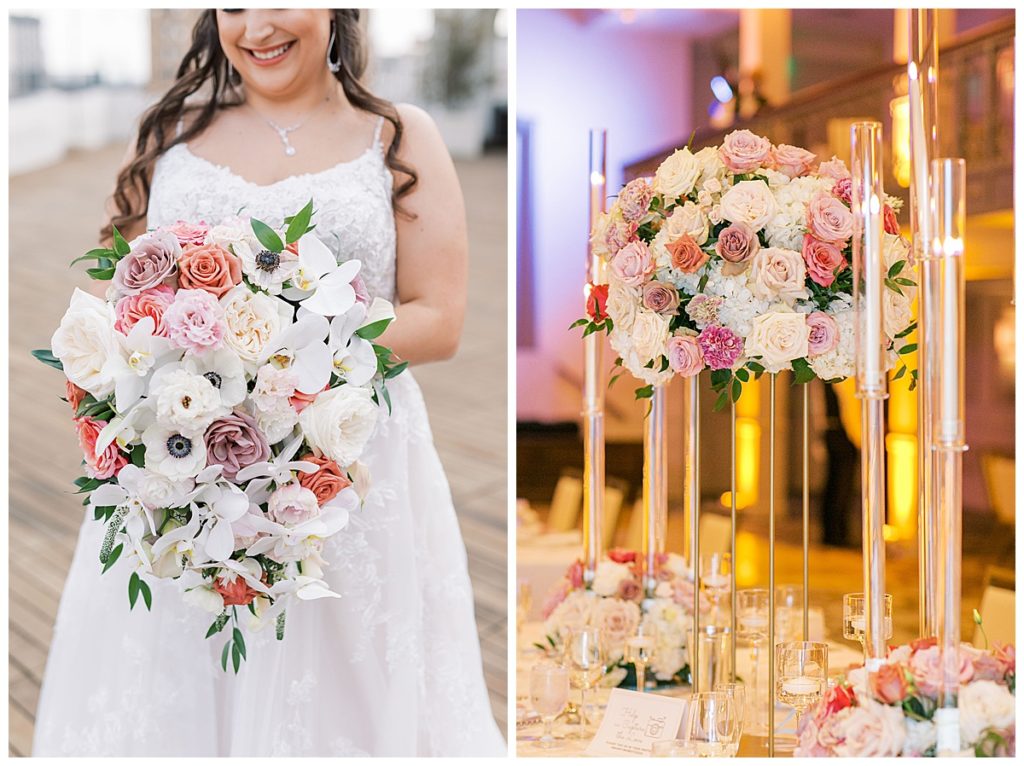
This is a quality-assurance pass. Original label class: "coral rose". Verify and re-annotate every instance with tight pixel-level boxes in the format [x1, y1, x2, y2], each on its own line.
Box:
[213, 575, 261, 607]
[114, 284, 176, 337]
[883, 204, 901, 235]
[667, 234, 709, 273]
[871, 662, 909, 704]
[802, 234, 848, 288]
[607, 549, 637, 564]
[75, 416, 128, 480]
[178, 243, 243, 298]
[66, 380, 88, 413]
[297, 453, 352, 505]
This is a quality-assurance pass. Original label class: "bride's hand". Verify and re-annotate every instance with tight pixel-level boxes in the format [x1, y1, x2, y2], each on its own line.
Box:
[379, 103, 468, 365]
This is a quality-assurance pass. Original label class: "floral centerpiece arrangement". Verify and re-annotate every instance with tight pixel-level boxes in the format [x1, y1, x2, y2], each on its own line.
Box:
[539, 549, 709, 686]
[576, 129, 917, 407]
[796, 638, 1016, 757]
[33, 200, 405, 672]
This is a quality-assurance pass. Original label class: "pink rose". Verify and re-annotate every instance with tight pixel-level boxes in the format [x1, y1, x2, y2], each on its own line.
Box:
[715, 222, 760, 264]
[204, 411, 270, 481]
[667, 334, 704, 377]
[618, 178, 654, 223]
[616, 578, 642, 602]
[883, 204, 900, 235]
[609, 240, 654, 287]
[802, 234, 847, 287]
[114, 284, 175, 337]
[74, 416, 128, 480]
[112, 230, 180, 295]
[870, 662, 909, 704]
[909, 645, 974, 696]
[541, 579, 572, 620]
[164, 220, 209, 247]
[163, 288, 226, 353]
[806, 311, 839, 356]
[993, 643, 1015, 676]
[831, 698, 906, 757]
[351, 274, 371, 306]
[818, 157, 851, 181]
[718, 129, 772, 173]
[566, 559, 585, 589]
[769, 144, 817, 178]
[267, 483, 321, 527]
[970, 650, 1008, 682]
[642, 281, 679, 314]
[667, 234, 709, 273]
[807, 192, 854, 244]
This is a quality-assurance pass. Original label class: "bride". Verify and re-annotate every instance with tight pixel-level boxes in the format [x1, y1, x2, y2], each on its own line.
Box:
[33, 9, 505, 757]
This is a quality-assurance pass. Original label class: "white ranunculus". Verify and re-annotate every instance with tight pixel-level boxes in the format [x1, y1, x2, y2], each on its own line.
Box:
[142, 423, 208, 480]
[718, 180, 779, 232]
[663, 201, 710, 245]
[749, 246, 809, 304]
[298, 386, 379, 466]
[220, 285, 291, 363]
[136, 470, 194, 510]
[591, 560, 632, 597]
[958, 680, 1016, 745]
[150, 367, 227, 431]
[630, 309, 671, 364]
[182, 585, 224, 613]
[654, 147, 702, 200]
[256, 398, 300, 445]
[746, 306, 810, 372]
[50, 288, 123, 397]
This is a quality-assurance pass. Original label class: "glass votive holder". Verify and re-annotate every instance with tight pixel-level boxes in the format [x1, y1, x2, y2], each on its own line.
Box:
[694, 625, 733, 694]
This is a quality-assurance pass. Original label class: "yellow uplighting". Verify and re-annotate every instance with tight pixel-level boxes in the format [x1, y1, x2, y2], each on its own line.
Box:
[886, 433, 918, 539]
[720, 376, 761, 510]
[734, 531, 761, 588]
[890, 95, 911, 188]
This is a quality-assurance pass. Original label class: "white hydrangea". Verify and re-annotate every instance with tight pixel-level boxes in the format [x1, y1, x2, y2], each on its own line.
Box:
[766, 175, 830, 250]
[702, 261, 770, 339]
[902, 719, 937, 757]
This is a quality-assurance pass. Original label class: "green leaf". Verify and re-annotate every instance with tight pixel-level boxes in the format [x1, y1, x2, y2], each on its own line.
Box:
[31, 349, 64, 371]
[70, 248, 115, 267]
[384, 361, 408, 380]
[635, 385, 654, 400]
[221, 639, 231, 671]
[231, 643, 242, 673]
[894, 277, 916, 286]
[139, 579, 152, 611]
[86, 266, 116, 281]
[735, 368, 750, 383]
[206, 613, 230, 638]
[569, 318, 589, 330]
[582, 323, 598, 338]
[101, 542, 123, 574]
[747, 361, 765, 374]
[233, 627, 247, 660]
[895, 322, 917, 339]
[887, 259, 906, 279]
[355, 318, 391, 341]
[608, 372, 623, 389]
[128, 571, 141, 610]
[131, 445, 146, 467]
[884, 278, 904, 296]
[731, 377, 742, 401]
[250, 217, 284, 252]
[285, 199, 314, 244]
[111, 226, 130, 257]
[791, 357, 816, 385]
[898, 343, 918, 355]
[713, 388, 729, 412]
[380, 384, 392, 415]
[893, 365, 907, 381]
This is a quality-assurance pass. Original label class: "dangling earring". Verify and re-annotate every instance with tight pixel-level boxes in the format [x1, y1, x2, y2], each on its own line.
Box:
[327, 24, 341, 73]
[227, 60, 237, 84]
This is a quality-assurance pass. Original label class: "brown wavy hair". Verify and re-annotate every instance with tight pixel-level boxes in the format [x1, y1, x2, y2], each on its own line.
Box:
[102, 9, 417, 243]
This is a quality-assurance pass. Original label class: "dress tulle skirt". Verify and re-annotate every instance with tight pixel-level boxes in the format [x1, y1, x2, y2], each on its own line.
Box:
[32, 373, 506, 756]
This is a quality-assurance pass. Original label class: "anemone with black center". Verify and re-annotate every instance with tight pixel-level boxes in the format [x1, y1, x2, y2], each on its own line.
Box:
[203, 371, 223, 389]
[256, 250, 281, 272]
[166, 434, 193, 459]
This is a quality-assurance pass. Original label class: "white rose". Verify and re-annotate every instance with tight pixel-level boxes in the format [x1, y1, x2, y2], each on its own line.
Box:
[589, 212, 614, 261]
[255, 398, 300, 444]
[593, 598, 641, 663]
[50, 288, 123, 397]
[630, 308, 670, 364]
[884, 287, 915, 341]
[694, 145, 727, 187]
[182, 585, 224, 613]
[591, 560, 633, 597]
[883, 232, 912, 271]
[662, 552, 688, 577]
[663, 201, 710, 245]
[220, 286, 291, 363]
[718, 180, 779, 231]
[605, 278, 639, 334]
[749, 247, 809, 304]
[299, 386, 379, 466]
[150, 368, 227, 431]
[654, 147, 702, 200]
[746, 306, 810, 372]
[958, 680, 1016, 746]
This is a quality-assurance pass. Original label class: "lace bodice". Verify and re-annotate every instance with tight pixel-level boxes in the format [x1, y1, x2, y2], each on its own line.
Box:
[147, 119, 397, 302]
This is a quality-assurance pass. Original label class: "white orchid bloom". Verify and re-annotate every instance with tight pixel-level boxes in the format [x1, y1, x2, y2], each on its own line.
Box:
[102, 316, 179, 412]
[96, 398, 155, 453]
[327, 303, 378, 386]
[286, 233, 361, 317]
[189, 481, 252, 563]
[244, 496, 353, 562]
[262, 310, 333, 395]
[182, 346, 247, 407]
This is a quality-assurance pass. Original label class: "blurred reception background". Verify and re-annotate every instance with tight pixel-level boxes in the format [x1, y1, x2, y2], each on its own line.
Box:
[9, 8, 508, 754]
[515, 8, 1014, 650]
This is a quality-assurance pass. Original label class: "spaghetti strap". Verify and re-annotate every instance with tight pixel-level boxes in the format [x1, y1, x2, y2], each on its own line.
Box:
[372, 115, 385, 148]
[175, 117, 185, 138]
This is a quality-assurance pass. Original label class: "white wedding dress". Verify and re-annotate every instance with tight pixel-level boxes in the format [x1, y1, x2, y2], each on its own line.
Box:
[33, 118, 506, 757]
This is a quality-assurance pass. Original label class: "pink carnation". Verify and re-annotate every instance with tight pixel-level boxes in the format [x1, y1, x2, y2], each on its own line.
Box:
[164, 220, 209, 247]
[114, 284, 176, 337]
[832, 177, 852, 205]
[667, 334, 704, 377]
[163, 288, 226, 353]
[74, 416, 128, 480]
[604, 217, 638, 255]
[617, 178, 654, 223]
[697, 324, 743, 370]
[806, 311, 839, 356]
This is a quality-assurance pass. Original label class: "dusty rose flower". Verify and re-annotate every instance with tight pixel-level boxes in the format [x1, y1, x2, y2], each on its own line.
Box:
[807, 192, 854, 244]
[993, 643, 1015, 676]
[609, 240, 654, 287]
[969, 650, 1009, 682]
[112, 230, 180, 295]
[697, 325, 743, 370]
[909, 645, 974, 696]
[618, 178, 654, 223]
[715, 222, 760, 264]
[296, 453, 352, 505]
[593, 598, 641, 660]
[832, 697, 906, 757]
[616, 578, 642, 602]
[769, 144, 817, 178]
[802, 234, 847, 287]
[213, 574, 260, 606]
[667, 334, 704, 377]
[883, 204, 900, 235]
[75, 416, 128, 480]
[587, 283, 609, 322]
[165, 220, 209, 247]
[818, 156, 851, 181]
[642, 281, 680, 314]
[204, 411, 271, 481]
[66, 381, 88, 412]
[806, 311, 839, 356]
[163, 288, 226, 353]
[177, 242, 243, 298]
[718, 129, 772, 173]
[667, 234, 709, 273]
[832, 177, 852, 204]
[871, 662, 909, 704]
[114, 284, 175, 337]
[685, 294, 723, 327]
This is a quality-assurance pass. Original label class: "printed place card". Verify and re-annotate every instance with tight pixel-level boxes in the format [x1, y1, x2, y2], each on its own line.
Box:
[583, 689, 687, 757]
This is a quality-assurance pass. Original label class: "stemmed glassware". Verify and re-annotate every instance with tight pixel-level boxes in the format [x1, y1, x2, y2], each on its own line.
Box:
[775, 641, 828, 743]
[700, 552, 732, 624]
[713, 681, 746, 756]
[565, 626, 605, 740]
[684, 690, 739, 757]
[775, 585, 804, 642]
[526, 661, 570, 749]
[842, 592, 893, 656]
[736, 589, 768, 735]
[624, 621, 658, 693]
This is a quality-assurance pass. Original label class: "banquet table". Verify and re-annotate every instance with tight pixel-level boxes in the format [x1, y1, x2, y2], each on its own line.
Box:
[515, 622, 863, 757]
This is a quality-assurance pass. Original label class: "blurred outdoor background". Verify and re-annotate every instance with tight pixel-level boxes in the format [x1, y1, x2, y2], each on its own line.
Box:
[9, 8, 508, 754]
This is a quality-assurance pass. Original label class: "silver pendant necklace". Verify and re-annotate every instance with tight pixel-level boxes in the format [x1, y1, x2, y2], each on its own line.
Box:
[251, 96, 330, 157]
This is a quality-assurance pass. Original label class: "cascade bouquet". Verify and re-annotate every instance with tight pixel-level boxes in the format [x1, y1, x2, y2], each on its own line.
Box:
[796, 639, 1016, 757]
[538, 549, 709, 686]
[34, 201, 406, 672]
[576, 129, 917, 407]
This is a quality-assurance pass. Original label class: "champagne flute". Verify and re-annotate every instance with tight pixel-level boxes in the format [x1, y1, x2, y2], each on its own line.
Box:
[527, 661, 570, 749]
[684, 691, 738, 757]
[565, 626, 605, 740]
[775, 641, 828, 743]
[842, 593, 893, 655]
[624, 621, 658, 693]
[714, 681, 746, 756]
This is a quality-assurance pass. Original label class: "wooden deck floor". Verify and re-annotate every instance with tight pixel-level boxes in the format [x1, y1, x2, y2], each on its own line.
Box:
[8, 146, 508, 754]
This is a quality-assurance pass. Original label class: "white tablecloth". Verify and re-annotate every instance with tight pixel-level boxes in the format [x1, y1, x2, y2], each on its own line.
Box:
[517, 533, 581, 621]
